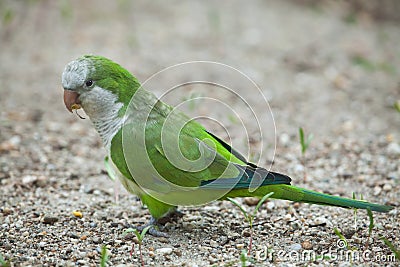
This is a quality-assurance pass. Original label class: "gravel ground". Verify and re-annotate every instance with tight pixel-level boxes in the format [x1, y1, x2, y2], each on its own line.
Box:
[0, 1, 399, 266]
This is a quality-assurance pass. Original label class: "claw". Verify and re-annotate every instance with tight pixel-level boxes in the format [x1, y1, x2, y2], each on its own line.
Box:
[133, 210, 185, 237]
[136, 217, 169, 237]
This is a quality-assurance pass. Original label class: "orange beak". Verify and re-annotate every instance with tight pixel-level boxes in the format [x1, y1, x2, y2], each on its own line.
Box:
[63, 90, 81, 112]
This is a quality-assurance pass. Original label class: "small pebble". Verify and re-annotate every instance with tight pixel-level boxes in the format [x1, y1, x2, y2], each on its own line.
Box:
[174, 250, 182, 257]
[236, 244, 245, 249]
[301, 241, 312, 250]
[72, 211, 83, 218]
[373, 186, 382, 196]
[244, 197, 259, 206]
[43, 216, 59, 224]
[92, 237, 102, 244]
[241, 229, 251, 237]
[156, 247, 173, 255]
[387, 142, 400, 156]
[290, 243, 302, 251]
[2, 207, 12, 215]
[383, 184, 392, 191]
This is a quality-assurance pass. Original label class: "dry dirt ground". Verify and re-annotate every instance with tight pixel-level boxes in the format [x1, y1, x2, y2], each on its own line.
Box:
[0, 1, 399, 266]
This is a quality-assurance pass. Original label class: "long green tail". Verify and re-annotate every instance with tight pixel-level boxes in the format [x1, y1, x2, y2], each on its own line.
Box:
[226, 184, 394, 212]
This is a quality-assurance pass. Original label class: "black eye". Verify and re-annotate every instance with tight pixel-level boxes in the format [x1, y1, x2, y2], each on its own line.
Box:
[85, 80, 93, 87]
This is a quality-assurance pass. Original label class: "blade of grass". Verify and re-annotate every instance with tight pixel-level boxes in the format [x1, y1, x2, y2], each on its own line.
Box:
[139, 225, 153, 241]
[367, 208, 374, 236]
[334, 228, 348, 250]
[252, 192, 274, 218]
[379, 236, 400, 260]
[227, 197, 249, 223]
[299, 127, 305, 154]
[100, 245, 108, 267]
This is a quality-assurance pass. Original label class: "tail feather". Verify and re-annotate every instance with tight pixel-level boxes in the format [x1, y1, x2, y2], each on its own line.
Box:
[227, 184, 394, 213]
[295, 187, 393, 212]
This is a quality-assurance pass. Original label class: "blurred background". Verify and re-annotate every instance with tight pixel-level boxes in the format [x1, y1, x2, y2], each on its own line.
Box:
[1, 0, 399, 147]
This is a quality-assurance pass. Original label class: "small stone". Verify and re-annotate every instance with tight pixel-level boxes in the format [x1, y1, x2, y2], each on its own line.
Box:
[0, 135, 21, 151]
[384, 224, 393, 230]
[43, 216, 59, 224]
[185, 215, 202, 221]
[72, 210, 83, 218]
[158, 237, 169, 243]
[294, 164, 304, 172]
[15, 221, 23, 228]
[149, 251, 155, 257]
[290, 221, 302, 230]
[92, 237, 102, 244]
[38, 242, 46, 248]
[174, 250, 182, 257]
[2, 207, 12, 215]
[290, 243, 302, 251]
[313, 216, 329, 226]
[241, 229, 251, 237]
[236, 244, 245, 249]
[210, 240, 218, 247]
[69, 232, 79, 239]
[244, 197, 259, 206]
[80, 235, 88, 240]
[279, 133, 290, 146]
[342, 229, 355, 239]
[301, 241, 312, 250]
[22, 175, 38, 184]
[373, 186, 382, 196]
[209, 256, 218, 264]
[382, 184, 392, 191]
[228, 232, 240, 240]
[156, 247, 173, 255]
[387, 142, 400, 156]
[266, 201, 275, 210]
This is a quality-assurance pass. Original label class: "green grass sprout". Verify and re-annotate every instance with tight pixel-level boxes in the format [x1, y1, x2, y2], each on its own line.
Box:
[352, 192, 358, 230]
[299, 127, 313, 180]
[228, 192, 274, 256]
[334, 228, 350, 250]
[379, 236, 400, 261]
[394, 101, 400, 113]
[122, 225, 152, 267]
[299, 127, 313, 155]
[365, 208, 374, 249]
[100, 245, 109, 267]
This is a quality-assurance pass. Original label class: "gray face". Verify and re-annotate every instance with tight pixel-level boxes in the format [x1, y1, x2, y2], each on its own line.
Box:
[62, 58, 93, 92]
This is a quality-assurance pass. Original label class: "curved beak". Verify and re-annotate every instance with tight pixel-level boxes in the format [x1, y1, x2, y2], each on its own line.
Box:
[63, 90, 81, 112]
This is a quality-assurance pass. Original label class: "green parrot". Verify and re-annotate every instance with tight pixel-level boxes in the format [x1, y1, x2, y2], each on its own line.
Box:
[62, 55, 393, 236]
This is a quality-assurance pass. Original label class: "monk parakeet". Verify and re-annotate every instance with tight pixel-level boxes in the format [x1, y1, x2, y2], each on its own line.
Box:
[62, 55, 393, 236]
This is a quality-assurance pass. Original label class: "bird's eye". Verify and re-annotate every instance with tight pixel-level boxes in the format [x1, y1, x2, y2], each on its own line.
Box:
[85, 80, 94, 87]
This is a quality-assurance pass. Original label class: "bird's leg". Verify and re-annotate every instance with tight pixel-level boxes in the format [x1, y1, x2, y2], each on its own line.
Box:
[137, 217, 168, 237]
[136, 208, 185, 237]
[156, 208, 184, 224]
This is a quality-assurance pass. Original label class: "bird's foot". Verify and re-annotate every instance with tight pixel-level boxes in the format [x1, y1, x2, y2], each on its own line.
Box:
[136, 210, 185, 238]
[157, 209, 184, 225]
[136, 217, 168, 238]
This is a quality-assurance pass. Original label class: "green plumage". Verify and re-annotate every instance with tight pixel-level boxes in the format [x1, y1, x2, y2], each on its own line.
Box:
[65, 55, 393, 222]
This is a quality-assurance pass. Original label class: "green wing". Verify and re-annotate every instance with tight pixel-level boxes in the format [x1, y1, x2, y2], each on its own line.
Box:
[110, 95, 291, 195]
